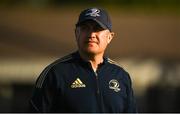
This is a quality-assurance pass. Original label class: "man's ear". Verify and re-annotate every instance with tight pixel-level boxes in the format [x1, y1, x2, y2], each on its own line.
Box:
[75, 27, 80, 40]
[107, 32, 114, 44]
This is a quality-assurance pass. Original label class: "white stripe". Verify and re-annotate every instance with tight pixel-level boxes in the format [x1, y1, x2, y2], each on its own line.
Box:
[77, 78, 83, 84]
[107, 58, 121, 67]
[30, 100, 40, 112]
[35, 54, 73, 88]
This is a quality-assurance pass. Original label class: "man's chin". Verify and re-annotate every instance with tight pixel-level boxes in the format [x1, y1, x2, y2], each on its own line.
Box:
[83, 49, 97, 55]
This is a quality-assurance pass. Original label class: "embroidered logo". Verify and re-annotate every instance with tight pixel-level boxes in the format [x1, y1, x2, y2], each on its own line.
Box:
[85, 8, 100, 17]
[71, 78, 86, 88]
[109, 79, 121, 92]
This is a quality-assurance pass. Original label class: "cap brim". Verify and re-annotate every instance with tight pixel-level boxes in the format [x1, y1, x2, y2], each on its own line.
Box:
[76, 18, 108, 30]
[92, 18, 107, 30]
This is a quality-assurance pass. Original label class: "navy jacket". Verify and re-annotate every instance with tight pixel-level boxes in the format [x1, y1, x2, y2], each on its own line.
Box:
[29, 51, 137, 112]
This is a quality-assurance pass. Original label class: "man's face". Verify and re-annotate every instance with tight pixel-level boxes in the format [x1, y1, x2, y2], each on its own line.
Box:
[75, 20, 114, 55]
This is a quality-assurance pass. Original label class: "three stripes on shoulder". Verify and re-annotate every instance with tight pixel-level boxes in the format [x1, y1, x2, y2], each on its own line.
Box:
[35, 54, 73, 88]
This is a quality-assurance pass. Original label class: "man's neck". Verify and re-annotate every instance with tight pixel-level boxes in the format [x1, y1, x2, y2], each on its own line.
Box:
[79, 51, 104, 72]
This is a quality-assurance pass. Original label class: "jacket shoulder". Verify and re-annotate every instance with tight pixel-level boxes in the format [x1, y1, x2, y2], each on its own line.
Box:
[107, 58, 131, 79]
[107, 58, 125, 71]
[35, 53, 74, 88]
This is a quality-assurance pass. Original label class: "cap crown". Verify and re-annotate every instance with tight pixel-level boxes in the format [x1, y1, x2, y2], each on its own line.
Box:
[76, 8, 112, 31]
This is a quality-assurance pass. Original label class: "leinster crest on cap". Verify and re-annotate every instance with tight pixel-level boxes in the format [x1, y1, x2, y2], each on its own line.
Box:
[109, 79, 121, 92]
[85, 8, 100, 17]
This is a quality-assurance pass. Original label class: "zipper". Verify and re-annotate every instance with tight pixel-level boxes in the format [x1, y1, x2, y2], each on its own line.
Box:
[94, 71, 100, 94]
[89, 63, 103, 112]
[94, 71, 103, 112]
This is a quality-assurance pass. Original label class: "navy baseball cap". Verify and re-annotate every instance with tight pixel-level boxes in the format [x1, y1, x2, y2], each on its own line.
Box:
[76, 8, 112, 31]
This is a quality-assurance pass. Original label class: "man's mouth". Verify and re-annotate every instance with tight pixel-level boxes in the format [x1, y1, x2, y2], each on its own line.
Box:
[89, 41, 96, 44]
[86, 41, 97, 44]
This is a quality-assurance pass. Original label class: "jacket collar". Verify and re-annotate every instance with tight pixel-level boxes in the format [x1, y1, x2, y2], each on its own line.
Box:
[72, 51, 109, 65]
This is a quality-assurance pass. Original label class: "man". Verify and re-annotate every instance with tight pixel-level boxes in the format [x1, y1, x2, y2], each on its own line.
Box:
[29, 7, 137, 112]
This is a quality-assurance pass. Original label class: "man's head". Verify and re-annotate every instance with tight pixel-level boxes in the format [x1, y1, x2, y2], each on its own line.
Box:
[75, 8, 114, 56]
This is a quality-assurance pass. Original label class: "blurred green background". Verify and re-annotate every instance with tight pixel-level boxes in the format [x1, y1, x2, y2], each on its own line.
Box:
[0, 0, 180, 112]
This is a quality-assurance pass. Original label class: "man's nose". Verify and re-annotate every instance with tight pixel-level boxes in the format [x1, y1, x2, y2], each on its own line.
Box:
[88, 30, 96, 39]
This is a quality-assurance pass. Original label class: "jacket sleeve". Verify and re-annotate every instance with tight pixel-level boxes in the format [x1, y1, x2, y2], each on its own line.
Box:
[124, 72, 137, 112]
[28, 66, 57, 112]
